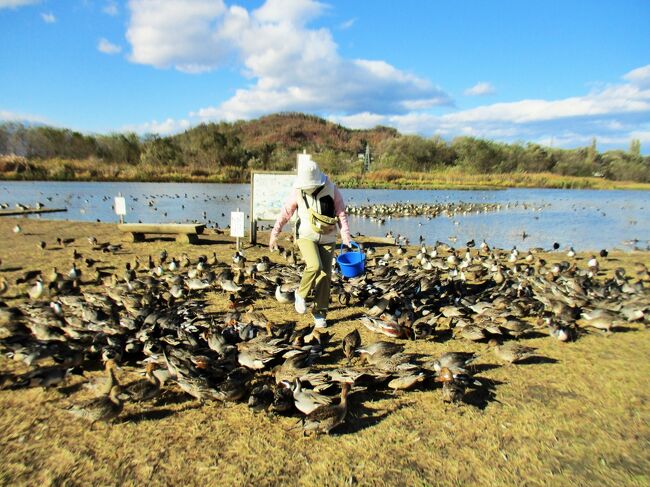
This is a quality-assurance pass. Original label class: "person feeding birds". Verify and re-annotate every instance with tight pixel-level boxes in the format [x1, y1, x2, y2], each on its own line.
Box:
[269, 157, 352, 328]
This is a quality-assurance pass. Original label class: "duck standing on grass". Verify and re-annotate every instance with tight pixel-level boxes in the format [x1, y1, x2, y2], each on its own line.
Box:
[269, 156, 352, 329]
[302, 382, 351, 435]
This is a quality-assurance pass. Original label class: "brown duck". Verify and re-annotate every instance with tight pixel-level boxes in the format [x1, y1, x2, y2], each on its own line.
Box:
[302, 382, 351, 435]
[489, 339, 536, 364]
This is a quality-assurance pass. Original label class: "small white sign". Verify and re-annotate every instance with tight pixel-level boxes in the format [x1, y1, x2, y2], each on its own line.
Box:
[114, 196, 126, 216]
[230, 211, 245, 237]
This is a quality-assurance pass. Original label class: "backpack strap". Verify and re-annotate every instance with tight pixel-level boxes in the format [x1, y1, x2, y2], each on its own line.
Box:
[300, 186, 324, 210]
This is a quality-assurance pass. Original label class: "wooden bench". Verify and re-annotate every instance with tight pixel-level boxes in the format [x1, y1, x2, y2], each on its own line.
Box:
[118, 223, 206, 244]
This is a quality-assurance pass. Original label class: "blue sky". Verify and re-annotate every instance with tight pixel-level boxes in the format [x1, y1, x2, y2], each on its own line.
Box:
[1, 0, 649, 152]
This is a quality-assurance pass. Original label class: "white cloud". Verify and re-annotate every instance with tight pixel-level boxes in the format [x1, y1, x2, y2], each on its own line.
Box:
[0, 109, 49, 124]
[121, 1, 649, 150]
[0, 0, 40, 8]
[125, 0, 450, 120]
[122, 118, 191, 135]
[464, 82, 495, 96]
[102, 1, 118, 16]
[624, 64, 650, 89]
[327, 64, 650, 151]
[40, 11, 55, 23]
[126, 0, 230, 73]
[328, 112, 387, 130]
[98, 38, 122, 55]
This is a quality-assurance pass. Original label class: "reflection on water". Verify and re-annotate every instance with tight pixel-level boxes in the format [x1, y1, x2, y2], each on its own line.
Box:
[1, 181, 648, 251]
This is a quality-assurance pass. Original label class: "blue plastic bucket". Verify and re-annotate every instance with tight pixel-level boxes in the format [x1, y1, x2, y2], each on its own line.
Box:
[337, 241, 365, 278]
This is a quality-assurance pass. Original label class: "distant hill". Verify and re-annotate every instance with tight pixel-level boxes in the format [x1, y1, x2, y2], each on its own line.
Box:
[205, 112, 399, 154]
[2, 112, 648, 184]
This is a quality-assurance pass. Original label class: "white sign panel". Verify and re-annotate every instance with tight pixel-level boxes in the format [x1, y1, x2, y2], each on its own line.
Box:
[251, 172, 297, 221]
[114, 196, 126, 216]
[230, 211, 245, 237]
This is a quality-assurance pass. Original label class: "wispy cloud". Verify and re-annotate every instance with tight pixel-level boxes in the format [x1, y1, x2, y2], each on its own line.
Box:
[122, 118, 191, 135]
[102, 1, 118, 16]
[0, 109, 49, 124]
[0, 0, 40, 9]
[97, 38, 121, 55]
[40, 11, 55, 23]
[464, 81, 496, 96]
[331, 64, 650, 149]
[338, 18, 356, 30]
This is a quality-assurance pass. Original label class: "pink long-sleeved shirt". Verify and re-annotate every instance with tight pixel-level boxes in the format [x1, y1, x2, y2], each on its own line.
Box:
[271, 184, 351, 244]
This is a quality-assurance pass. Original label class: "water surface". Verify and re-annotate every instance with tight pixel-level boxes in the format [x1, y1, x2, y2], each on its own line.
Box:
[1, 181, 648, 252]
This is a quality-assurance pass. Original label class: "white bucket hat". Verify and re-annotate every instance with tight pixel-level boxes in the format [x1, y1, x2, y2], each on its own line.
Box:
[294, 158, 326, 189]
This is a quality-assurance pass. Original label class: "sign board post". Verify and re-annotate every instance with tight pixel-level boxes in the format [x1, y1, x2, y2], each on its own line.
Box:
[114, 194, 126, 224]
[230, 208, 245, 251]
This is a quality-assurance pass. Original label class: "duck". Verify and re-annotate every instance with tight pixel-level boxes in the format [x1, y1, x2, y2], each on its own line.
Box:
[28, 278, 45, 300]
[212, 367, 251, 402]
[9, 365, 73, 389]
[0, 277, 8, 296]
[247, 384, 274, 412]
[342, 329, 361, 362]
[356, 341, 403, 364]
[360, 315, 408, 339]
[425, 351, 477, 375]
[274, 351, 313, 384]
[587, 255, 599, 272]
[274, 281, 295, 304]
[67, 361, 122, 424]
[66, 385, 124, 425]
[388, 371, 426, 392]
[435, 367, 465, 403]
[302, 382, 351, 435]
[489, 339, 536, 364]
[291, 379, 333, 414]
[123, 362, 161, 402]
[271, 382, 295, 413]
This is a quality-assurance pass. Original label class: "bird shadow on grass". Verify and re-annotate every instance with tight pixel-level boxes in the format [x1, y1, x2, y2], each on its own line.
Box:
[520, 331, 550, 340]
[57, 381, 87, 395]
[154, 390, 194, 406]
[516, 355, 559, 365]
[328, 311, 366, 325]
[1, 266, 22, 272]
[610, 325, 641, 333]
[471, 363, 502, 374]
[337, 397, 412, 435]
[194, 238, 234, 247]
[120, 403, 201, 423]
[462, 377, 506, 410]
[430, 329, 455, 343]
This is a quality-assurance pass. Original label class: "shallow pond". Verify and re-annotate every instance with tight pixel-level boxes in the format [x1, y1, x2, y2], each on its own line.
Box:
[1, 181, 648, 252]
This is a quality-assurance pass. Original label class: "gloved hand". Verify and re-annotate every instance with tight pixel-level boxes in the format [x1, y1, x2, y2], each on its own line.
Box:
[269, 234, 279, 252]
[342, 236, 352, 249]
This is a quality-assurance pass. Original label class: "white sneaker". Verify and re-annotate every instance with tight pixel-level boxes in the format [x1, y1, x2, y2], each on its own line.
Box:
[294, 291, 307, 314]
[313, 312, 328, 328]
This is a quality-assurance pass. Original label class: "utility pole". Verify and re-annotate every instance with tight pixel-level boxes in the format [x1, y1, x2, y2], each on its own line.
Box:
[363, 143, 372, 172]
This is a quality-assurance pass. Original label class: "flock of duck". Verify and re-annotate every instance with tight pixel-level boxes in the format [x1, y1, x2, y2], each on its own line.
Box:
[0, 225, 649, 435]
[345, 201, 536, 222]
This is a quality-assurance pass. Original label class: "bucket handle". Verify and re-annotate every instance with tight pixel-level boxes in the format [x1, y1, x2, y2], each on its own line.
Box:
[339, 241, 362, 255]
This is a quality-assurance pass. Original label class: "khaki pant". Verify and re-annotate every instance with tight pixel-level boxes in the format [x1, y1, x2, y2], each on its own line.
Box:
[297, 239, 335, 315]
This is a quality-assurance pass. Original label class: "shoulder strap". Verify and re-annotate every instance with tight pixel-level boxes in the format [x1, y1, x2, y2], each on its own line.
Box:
[300, 191, 310, 209]
[300, 186, 324, 210]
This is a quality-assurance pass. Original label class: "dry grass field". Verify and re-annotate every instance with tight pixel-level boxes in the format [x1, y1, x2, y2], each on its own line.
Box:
[0, 218, 648, 486]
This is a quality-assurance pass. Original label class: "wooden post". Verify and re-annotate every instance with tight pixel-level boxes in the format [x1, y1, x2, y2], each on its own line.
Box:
[249, 172, 256, 245]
